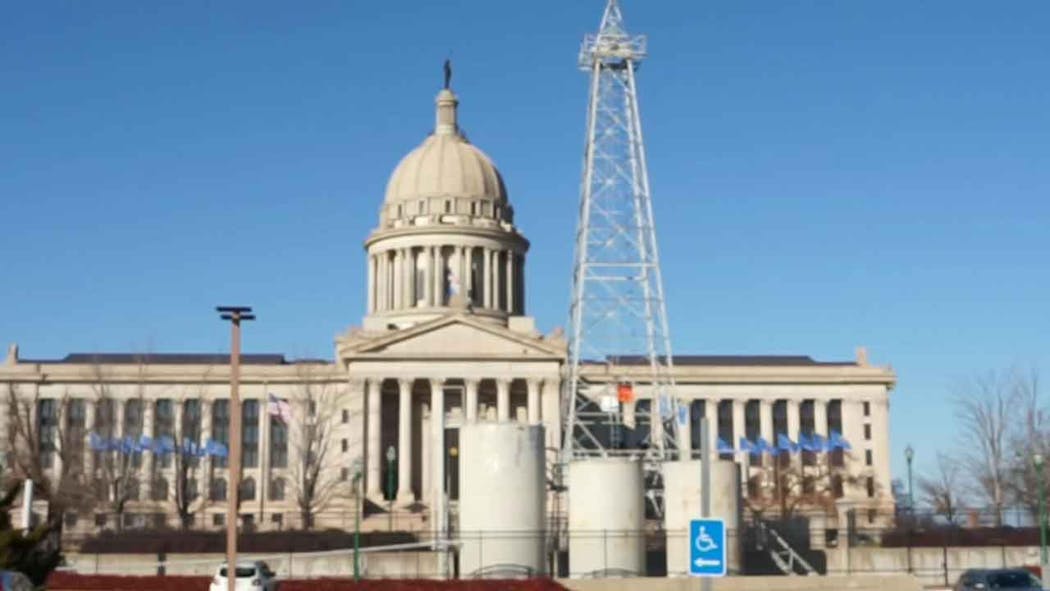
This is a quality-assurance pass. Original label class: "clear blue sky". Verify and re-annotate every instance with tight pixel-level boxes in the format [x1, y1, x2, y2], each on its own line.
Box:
[2, 1, 1048, 482]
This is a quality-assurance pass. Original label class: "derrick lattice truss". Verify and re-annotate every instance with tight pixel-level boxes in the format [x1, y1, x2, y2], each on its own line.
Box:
[562, 0, 681, 470]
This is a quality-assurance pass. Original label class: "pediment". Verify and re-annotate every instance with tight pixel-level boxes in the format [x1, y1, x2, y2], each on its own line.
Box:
[341, 314, 564, 360]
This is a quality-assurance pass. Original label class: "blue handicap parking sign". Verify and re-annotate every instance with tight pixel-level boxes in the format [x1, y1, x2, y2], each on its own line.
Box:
[689, 518, 727, 577]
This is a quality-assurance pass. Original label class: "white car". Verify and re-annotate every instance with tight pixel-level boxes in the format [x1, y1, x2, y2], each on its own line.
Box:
[208, 561, 278, 591]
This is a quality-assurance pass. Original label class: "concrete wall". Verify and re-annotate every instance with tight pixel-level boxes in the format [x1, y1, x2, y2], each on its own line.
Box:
[825, 545, 1042, 587]
[559, 574, 923, 591]
[65, 551, 439, 579]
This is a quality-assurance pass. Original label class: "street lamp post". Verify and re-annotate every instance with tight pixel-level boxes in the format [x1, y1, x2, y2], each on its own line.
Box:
[905, 445, 915, 512]
[1035, 453, 1047, 572]
[386, 446, 396, 531]
[351, 459, 363, 582]
[217, 306, 254, 591]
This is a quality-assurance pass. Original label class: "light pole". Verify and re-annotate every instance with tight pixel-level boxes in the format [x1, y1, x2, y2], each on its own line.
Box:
[351, 458, 363, 582]
[905, 445, 915, 511]
[217, 306, 254, 591]
[386, 445, 396, 531]
[1035, 453, 1047, 568]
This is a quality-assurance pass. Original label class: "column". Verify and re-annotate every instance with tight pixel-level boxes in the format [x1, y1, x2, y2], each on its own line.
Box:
[464, 379, 479, 422]
[376, 253, 386, 311]
[258, 390, 270, 517]
[759, 400, 774, 443]
[429, 379, 446, 521]
[397, 379, 413, 502]
[813, 399, 828, 436]
[367, 380, 382, 498]
[505, 250, 515, 314]
[463, 246, 473, 304]
[731, 399, 746, 448]
[840, 399, 866, 494]
[421, 405, 430, 503]
[786, 399, 801, 441]
[84, 399, 97, 477]
[703, 399, 718, 462]
[367, 255, 376, 313]
[433, 247, 444, 306]
[392, 249, 402, 311]
[731, 399, 747, 487]
[492, 251, 502, 311]
[142, 400, 155, 500]
[200, 400, 213, 495]
[483, 249, 493, 308]
[496, 379, 510, 422]
[406, 248, 416, 308]
[526, 379, 541, 424]
[677, 398, 691, 459]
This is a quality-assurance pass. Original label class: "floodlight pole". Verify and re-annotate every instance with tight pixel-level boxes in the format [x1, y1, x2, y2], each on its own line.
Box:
[217, 306, 254, 591]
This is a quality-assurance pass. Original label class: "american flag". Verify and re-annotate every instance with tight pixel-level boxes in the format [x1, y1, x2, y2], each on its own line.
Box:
[267, 393, 292, 425]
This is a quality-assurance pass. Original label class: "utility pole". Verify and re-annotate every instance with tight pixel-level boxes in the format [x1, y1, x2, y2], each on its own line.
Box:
[217, 305, 254, 591]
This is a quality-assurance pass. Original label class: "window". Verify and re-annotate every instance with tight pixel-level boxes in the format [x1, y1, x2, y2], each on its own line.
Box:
[864, 424, 872, 440]
[64, 512, 79, 529]
[418, 199, 425, 214]
[94, 513, 107, 528]
[37, 399, 58, 469]
[182, 399, 202, 468]
[124, 399, 144, 468]
[342, 439, 348, 453]
[744, 401, 761, 466]
[341, 467, 349, 481]
[213, 400, 230, 468]
[240, 478, 256, 502]
[126, 478, 140, 501]
[444, 200, 451, 213]
[212, 513, 225, 527]
[270, 478, 286, 501]
[270, 416, 288, 468]
[186, 478, 199, 501]
[243, 399, 259, 468]
[241, 513, 255, 530]
[271, 513, 284, 529]
[396, 204, 402, 218]
[866, 476, 876, 498]
[308, 400, 317, 417]
[470, 201, 477, 216]
[863, 401, 871, 417]
[832, 474, 844, 498]
[151, 478, 169, 501]
[867, 509, 877, 524]
[717, 400, 734, 460]
[827, 400, 844, 467]
[210, 478, 227, 502]
[865, 449, 873, 466]
[342, 409, 349, 424]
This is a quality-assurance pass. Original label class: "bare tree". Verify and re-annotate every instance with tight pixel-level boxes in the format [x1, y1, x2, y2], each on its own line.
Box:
[1003, 369, 1048, 518]
[88, 361, 146, 531]
[169, 371, 212, 529]
[287, 366, 343, 529]
[3, 382, 94, 536]
[918, 452, 965, 523]
[953, 370, 1014, 527]
[743, 451, 860, 519]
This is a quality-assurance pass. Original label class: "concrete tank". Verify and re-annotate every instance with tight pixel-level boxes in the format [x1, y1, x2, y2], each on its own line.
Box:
[567, 458, 646, 577]
[458, 423, 546, 577]
[663, 459, 741, 576]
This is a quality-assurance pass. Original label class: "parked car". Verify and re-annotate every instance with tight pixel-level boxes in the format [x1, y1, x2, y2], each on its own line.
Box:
[955, 568, 1043, 591]
[209, 561, 278, 591]
[0, 571, 33, 591]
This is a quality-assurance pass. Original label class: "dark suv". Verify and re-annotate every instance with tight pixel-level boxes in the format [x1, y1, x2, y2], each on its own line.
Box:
[955, 569, 1043, 591]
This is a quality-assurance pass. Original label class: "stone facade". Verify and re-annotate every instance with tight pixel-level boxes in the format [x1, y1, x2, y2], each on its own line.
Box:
[0, 83, 896, 538]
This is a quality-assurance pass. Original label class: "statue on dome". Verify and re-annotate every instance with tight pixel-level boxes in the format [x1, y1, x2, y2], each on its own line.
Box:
[443, 58, 452, 90]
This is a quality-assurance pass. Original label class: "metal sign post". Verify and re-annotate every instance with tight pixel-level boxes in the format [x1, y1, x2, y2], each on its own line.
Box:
[699, 417, 713, 590]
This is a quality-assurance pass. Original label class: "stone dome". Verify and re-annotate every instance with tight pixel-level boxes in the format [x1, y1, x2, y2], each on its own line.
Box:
[383, 89, 508, 206]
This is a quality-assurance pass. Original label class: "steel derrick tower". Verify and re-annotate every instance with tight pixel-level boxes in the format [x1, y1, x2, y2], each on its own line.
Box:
[562, 0, 680, 464]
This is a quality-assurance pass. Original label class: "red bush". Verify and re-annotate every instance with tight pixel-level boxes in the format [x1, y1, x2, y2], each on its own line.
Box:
[276, 580, 568, 591]
[46, 572, 210, 591]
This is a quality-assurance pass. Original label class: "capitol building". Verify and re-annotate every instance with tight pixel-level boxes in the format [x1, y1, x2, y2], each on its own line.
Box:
[0, 81, 897, 544]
